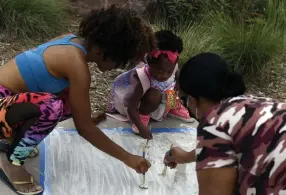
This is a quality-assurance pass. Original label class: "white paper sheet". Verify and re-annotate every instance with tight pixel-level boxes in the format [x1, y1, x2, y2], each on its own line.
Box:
[43, 129, 198, 195]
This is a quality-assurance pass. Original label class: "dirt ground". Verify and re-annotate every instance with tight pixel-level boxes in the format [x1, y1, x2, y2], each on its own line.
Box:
[247, 55, 286, 102]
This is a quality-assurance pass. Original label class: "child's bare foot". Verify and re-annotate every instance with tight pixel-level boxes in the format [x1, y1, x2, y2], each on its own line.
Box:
[0, 157, 43, 194]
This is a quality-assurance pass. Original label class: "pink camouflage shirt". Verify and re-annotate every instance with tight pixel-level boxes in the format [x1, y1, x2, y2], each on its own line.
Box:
[196, 95, 286, 195]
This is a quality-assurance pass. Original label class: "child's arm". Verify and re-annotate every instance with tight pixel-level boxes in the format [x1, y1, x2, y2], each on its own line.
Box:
[125, 72, 152, 139]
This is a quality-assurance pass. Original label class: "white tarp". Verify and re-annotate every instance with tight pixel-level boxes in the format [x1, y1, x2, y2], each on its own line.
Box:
[43, 128, 198, 195]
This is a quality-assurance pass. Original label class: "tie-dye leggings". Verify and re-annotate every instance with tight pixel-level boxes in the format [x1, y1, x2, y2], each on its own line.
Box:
[0, 85, 72, 165]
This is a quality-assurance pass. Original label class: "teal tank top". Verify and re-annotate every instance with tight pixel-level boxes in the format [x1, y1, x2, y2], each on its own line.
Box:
[15, 34, 87, 94]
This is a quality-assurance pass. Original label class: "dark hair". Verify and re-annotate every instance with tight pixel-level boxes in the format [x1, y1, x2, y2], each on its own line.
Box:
[155, 30, 183, 53]
[79, 5, 156, 65]
[179, 52, 246, 102]
[147, 30, 183, 64]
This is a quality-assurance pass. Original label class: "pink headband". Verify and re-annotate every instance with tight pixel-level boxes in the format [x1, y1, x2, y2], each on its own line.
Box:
[150, 50, 178, 64]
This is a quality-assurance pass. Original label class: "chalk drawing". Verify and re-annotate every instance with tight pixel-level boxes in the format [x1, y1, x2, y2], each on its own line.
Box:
[43, 128, 198, 195]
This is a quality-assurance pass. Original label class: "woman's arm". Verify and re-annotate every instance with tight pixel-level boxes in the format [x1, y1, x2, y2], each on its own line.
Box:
[59, 51, 150, 173]
[165, 123, 238, 194]
[164, 147, 196, 168]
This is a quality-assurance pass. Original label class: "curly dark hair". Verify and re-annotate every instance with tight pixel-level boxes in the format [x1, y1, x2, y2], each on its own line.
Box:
[79, 5, 156, 65]
[155, 30, 183, 53]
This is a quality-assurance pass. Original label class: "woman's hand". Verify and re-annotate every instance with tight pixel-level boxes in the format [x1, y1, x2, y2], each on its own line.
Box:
[124, 154, 151, 173]
[61, 54, 150, 173]
[164, 147, 191, 168]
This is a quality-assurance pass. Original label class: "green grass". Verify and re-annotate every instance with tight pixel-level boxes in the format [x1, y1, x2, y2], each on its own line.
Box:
[152, 20, 220, 65]
[209, 0, 286, 76]
[151, 0, 199, 28]
[0, 0, 68, 38]
[152, 0, 286, 77]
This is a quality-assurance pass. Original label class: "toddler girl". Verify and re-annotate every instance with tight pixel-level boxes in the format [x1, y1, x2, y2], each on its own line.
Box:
[108, 30, 194, 139]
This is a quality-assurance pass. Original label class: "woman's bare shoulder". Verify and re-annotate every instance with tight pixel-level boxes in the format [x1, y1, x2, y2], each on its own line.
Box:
[45, 45, 88, 80]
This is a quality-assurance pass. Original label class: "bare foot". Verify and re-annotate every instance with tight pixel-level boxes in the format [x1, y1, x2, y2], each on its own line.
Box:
[0, 157, 42, 194]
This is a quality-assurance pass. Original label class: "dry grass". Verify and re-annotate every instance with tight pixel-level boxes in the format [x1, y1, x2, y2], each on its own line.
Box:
[88, 63, 125, 112]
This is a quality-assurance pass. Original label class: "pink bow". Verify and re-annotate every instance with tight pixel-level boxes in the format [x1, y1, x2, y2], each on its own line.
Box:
[150, 50, 178, 64]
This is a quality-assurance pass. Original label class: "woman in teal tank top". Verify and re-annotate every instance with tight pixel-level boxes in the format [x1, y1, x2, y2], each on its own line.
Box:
[0, 5, 156, 194]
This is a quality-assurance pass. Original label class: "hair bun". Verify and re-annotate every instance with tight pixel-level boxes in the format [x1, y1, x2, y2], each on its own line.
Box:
[224, 72, 246, 98]
[155, 30, 183, 53]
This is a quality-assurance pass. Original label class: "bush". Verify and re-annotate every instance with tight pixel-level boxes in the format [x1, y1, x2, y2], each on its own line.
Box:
[146, 0, 268, 28]
[152, 0, 285, 77]
[152, 20, 220, 65]
[203, 0, 267, 19]
[209, 0, 286, 76]
[146, 0, 200, 27]
[0, 0, 68, 38]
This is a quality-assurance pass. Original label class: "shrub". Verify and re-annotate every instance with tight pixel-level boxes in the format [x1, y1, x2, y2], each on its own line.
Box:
[146, 0, 200, 27]
[203, 0, 267, 19]
[209, 0, 286, 76]
[151, 0, 285, 77]
[0, 0, 68, 38]
[152, 20, 221, 65]
[146, 0, 268, 27]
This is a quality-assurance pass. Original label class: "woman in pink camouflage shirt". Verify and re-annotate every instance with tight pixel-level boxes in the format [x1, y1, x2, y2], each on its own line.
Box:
[164, 52, 286, 195]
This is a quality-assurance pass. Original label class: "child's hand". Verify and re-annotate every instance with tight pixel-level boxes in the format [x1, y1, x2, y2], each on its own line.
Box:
[139, 126, 153, 140]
